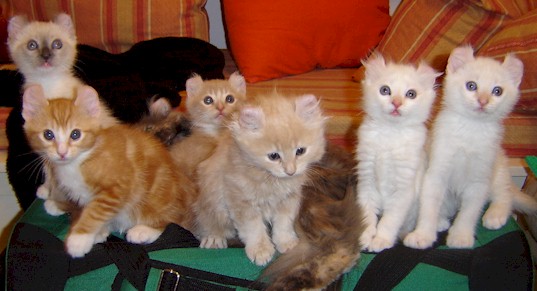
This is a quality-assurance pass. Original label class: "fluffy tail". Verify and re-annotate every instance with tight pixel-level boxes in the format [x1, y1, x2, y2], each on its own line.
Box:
[260, 145, 364, 290]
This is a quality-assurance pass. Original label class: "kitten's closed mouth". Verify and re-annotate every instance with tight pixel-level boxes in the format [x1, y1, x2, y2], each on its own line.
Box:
[390, 110, 401, 116]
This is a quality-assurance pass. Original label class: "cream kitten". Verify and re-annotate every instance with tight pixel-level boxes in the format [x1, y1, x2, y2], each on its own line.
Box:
[404, 46, 537, 249]
[22, 84, 197, 258]
[194, 92, 327, 266]
[170, 72, 246, 177]
[356, 54, 440, 252]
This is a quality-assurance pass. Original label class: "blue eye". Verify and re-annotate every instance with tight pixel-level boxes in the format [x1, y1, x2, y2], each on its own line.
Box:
[51, 39, 62, 49]
[405, 89, 417, 99]
[27, 40, 38, 50]
[492, 86, 503, 96]
[225, 95, 235, 103]
[296, 147, 306, 156]
[203, 96, 213, 105]
[466, 81, 477, 91]
[268, 152, 280, 161]
[379, 85, 391, 96]
[70, 129, 81, 140]
[43, 129, 55, 140]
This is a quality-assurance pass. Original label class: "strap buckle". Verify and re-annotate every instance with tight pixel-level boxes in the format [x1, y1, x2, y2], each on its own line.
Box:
[157, 269, 181, 291]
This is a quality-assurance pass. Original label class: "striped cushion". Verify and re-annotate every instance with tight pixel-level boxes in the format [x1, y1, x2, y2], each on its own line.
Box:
[479, 0, 537, 17]
[0, 0, 209, 54]
[477, 8, 537, 114]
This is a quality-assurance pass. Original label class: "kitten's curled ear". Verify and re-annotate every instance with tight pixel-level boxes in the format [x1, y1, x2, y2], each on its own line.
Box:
[239, 106, 264, 131]
[362, 52, 386, 80]
[74, 86, 101, 118]
[295, 94, 323, 123]
[417, 61, 443, 86]
[149, 97, 172, 118]
[54, 13, 76, 38]
[7, 15, 29, 41]
[447, 46, 475, 74]
[186, 74, 204, 97]
[502, 54, 524, 88]
[228, 72, 246, 95]
[22, 85, 48, 122]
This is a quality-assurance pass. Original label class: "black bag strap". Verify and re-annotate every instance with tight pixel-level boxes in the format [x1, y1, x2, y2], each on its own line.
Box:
[355, 231, 533, 291]
[7, 222, 263, 291]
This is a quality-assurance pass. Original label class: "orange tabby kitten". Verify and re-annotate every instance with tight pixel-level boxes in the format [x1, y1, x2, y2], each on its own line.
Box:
[194, 92, 327, 266]
[170, 72, 246, 177]
[22, 84, 197, 258]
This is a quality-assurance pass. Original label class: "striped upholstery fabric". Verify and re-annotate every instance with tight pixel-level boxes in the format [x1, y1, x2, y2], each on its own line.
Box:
[0, 0, 209, 53]
[479, 0, 537, 17]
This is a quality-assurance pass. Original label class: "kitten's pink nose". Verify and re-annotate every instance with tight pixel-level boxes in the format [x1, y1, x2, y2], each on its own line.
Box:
[478, 95, 490, 107]
[392, 98, 402, 109]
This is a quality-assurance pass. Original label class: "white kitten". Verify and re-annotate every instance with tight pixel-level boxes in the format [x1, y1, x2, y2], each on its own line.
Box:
[404, 46, 537, 249]
[356, 54, 440, 252]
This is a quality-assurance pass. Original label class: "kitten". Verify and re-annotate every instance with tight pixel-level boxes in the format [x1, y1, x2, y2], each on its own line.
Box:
[134, 97, 191, 146]
[8, 14, 117, 214]
[404, 46, 537, 249]
[194, 92, 327, 266]
[169, 72, 246, 177]
[356, 54, 440, 252]
[22, 84, 197, 258]
[262, 144, 364, 290]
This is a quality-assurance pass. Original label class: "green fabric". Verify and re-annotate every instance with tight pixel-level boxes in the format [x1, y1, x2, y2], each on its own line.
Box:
[11, 199, 526, 290]
[526, 156, 537, 176]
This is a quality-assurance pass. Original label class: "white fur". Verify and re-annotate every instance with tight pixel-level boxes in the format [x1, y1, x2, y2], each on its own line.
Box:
[66, 233, 95, 258]
[356, 54, 440, 252]
[403, 46, 533, 249]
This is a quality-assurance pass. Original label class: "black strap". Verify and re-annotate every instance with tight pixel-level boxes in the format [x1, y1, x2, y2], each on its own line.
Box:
[355, 231, 533, 291]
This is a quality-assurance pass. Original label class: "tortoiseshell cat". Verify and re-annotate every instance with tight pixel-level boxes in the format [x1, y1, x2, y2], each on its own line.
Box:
[22, 84, 197, 258]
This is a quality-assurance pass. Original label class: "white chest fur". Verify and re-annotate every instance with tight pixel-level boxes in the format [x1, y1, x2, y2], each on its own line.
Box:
[54, 151, 94, 206]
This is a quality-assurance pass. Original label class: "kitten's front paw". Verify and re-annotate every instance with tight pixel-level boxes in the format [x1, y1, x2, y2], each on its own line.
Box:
[437, 218, 451, 232]
[403, 230, 436, 249]
[245, 240, 275, 266]
[36, 185, 50, 199]
[446, 231, 475, 248]
[94, 228, 110, 244]
[126, 225, 163, 244]
[44, 200, 66, 216]
[482, 205, 510, 230]
[200, 235, 228, 249]
[359, 225, 376, 250]
[273, 232, 298, 254]
[368, 235, 395, 253]
[66, 233, 95, 258]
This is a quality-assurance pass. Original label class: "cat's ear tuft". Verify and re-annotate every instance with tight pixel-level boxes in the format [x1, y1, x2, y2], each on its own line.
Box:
[229, 72, 246, 95]
[149, 97, 171, 118]
[7, 15, 29, 41]
[54, 13, 76, 38]
[362, 53, 386, 80]
[239, 106, 264, 131]
[295, 94, 322, 122]
[22, 85, 47, 121]
[186, 74, 204, 97]
[417, 62, 442, 85]
[75, 86, 101, 117]
[502, 54, 524, 88]
[447, 46, 475, 74]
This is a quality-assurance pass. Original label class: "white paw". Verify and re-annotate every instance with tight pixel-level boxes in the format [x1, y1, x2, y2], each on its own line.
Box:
[368, 235, 395, 253]
[245, 239, 275, 266]
[36, 185, 50, 199]
[94, 228, 110, 244]
[482, 206, 509, 230]
[359, 225, 376, 250]
[44, 200, 65, 216]
[126, 225, 162, 244]
[200, 235, 228, 249]
[437, 218, 451, 232]
[446, 231, 474, 248]
[273, 232, 298, 254]
[66, 233, 95, 258]
[403, 230, 436, 249]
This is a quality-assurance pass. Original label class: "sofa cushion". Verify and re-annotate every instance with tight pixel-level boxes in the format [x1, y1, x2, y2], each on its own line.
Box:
[477, 8, 537, 114]
[0, 0, 209, 61]
[222, 0, 390, 83]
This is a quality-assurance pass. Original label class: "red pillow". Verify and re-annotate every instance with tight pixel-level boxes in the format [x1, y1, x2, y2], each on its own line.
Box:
[223, 0, 390, 83]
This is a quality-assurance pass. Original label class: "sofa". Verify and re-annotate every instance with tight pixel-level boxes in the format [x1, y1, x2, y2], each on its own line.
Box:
[1, 0, 536, 289]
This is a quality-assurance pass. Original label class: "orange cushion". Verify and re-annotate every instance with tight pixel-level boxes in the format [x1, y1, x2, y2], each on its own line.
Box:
[1, 0, 208, 55]
[222, 0, 390, 83]
[478, 0, 537, 18]
[477, 9, 537, 114]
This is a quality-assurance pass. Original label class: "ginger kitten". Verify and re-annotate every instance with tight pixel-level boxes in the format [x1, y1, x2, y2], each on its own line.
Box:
[22, 84, 197, 258]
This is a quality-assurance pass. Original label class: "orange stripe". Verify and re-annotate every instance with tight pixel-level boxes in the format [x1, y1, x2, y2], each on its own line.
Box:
[134, 0, 145, 43]
[105, 0, 118, 53]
